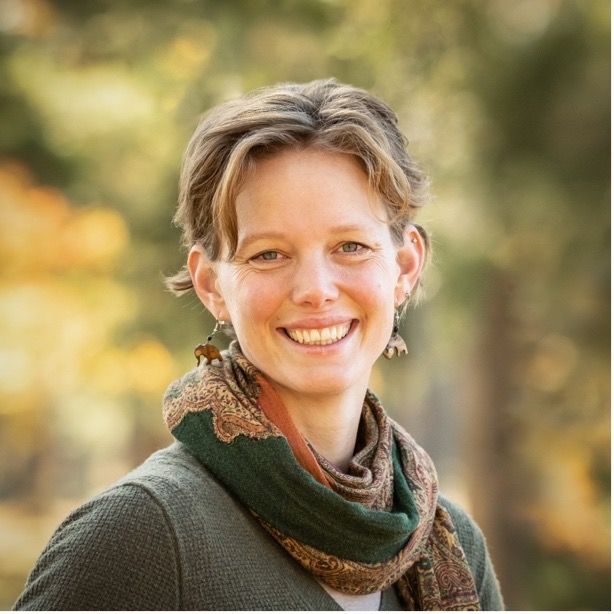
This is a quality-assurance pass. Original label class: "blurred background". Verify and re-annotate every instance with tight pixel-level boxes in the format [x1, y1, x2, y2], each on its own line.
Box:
[0, 0, 610, 609]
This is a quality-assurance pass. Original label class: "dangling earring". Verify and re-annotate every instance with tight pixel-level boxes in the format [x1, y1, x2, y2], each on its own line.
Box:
[383, 310, 408, 359]
[194, 320, 226, 366]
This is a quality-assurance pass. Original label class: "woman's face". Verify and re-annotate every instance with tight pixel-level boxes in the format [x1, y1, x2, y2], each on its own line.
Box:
[190, 147, 424, 401]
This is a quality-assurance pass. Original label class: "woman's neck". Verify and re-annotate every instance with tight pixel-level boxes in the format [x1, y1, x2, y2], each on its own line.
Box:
[271, 385, 367, 472]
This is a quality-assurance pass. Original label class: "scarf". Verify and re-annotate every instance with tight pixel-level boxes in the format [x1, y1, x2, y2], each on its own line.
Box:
[163, 342, 480, 610]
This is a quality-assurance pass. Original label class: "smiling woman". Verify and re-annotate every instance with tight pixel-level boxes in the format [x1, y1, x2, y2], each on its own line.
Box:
[188, 148, 424, 456]
[14, 79, 504, 611]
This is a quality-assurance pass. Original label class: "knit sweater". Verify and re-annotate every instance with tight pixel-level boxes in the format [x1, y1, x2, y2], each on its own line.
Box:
[14, 442, 504, 611]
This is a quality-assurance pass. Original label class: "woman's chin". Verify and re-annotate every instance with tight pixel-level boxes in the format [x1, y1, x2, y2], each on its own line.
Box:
[269, 365, 370, 399]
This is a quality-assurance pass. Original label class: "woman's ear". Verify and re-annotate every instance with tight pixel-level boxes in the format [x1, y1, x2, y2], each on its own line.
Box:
[187, 245, 230, 320]
[394, 225, 426, 306]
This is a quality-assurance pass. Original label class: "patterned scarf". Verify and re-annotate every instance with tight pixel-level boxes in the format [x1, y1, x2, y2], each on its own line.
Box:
[163, 342, 480, 610]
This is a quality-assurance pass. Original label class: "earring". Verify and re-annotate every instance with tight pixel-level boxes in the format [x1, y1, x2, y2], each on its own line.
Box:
[383, 310, 408, 359]
[194, 320, 225, 366]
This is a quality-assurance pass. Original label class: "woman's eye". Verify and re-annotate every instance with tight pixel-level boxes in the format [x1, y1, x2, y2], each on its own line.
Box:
[253, 250, 281, 262]
[340, 242, 364, 253]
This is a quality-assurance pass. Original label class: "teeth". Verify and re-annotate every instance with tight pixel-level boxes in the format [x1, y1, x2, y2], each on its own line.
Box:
[287, 323, 351, 346]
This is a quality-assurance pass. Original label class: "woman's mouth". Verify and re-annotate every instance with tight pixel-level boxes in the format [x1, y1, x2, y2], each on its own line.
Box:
[283, 321, 353, 346]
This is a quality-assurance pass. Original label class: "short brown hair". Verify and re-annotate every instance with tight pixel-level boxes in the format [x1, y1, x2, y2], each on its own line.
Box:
[166, 78, 428, 295]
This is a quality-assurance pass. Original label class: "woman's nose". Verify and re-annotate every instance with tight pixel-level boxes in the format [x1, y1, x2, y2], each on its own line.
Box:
[291, 257, 339, 308]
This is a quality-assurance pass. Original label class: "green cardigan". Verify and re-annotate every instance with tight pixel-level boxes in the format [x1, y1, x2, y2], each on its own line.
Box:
[14, 443, 504, 610]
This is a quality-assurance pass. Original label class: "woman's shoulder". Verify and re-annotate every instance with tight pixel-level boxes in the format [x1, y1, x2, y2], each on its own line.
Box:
[112, 442, 248, 531]
[14, 451, 185, 610]
[115, 441, 223, 504]
[438, 494, 505, 611]
[13, 443, 239, 611]
[42, 442, 231, 541]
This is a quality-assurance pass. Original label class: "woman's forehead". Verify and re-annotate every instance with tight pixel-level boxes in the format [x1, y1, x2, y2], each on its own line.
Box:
[235, 148, 387, 229]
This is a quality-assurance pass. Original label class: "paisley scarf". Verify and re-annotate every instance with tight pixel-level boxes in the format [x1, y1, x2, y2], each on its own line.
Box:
[163, 342, 480, 610]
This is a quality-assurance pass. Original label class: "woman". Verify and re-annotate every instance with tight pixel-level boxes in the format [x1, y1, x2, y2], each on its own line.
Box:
[15, 79, 504, 610]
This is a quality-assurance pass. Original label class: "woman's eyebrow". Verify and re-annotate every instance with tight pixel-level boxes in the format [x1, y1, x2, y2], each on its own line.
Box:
[237, 225, 372, 251]
[237, 231, 287, 249]
[329, 224, 367, 234]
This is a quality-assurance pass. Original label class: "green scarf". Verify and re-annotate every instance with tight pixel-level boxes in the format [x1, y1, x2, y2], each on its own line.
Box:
[163, 342, 480, 610]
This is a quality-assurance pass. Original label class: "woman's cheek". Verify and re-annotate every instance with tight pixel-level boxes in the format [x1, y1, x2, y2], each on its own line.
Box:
[340, 265, 395, 306]
[234, 277, 284, 324]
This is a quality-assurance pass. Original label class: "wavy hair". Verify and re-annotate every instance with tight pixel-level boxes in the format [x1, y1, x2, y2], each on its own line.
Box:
[166, 78, 429, 296]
